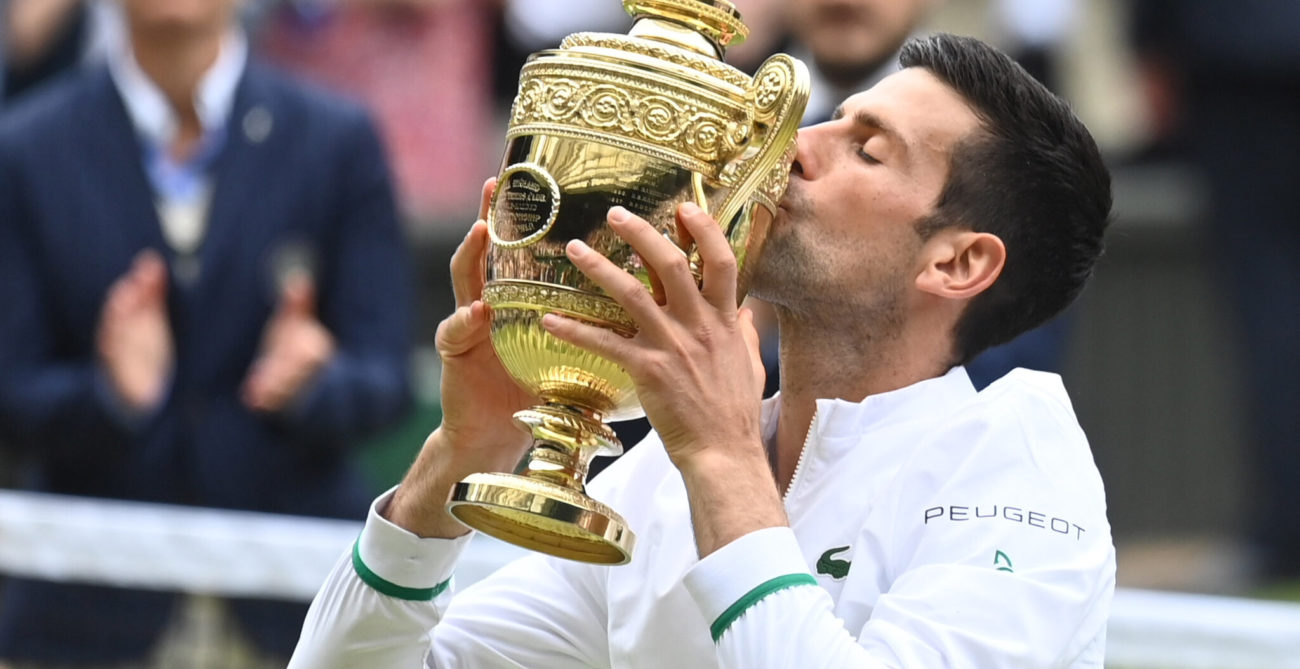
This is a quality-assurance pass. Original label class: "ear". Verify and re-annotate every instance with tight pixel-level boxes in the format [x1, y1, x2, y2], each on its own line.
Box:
[914, 230, 1005, 300]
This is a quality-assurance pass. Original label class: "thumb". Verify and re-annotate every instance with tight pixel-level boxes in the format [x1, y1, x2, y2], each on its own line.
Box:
[133, 249, 169, 295]
[279, 273, 316, 317]
[435, 301, 491, 358]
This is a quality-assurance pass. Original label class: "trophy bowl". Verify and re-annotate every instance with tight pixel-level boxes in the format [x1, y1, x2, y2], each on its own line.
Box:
[446, 0, 808, 565]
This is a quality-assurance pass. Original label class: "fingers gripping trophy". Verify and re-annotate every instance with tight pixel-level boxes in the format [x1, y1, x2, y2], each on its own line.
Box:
[446, 0, 809, 565]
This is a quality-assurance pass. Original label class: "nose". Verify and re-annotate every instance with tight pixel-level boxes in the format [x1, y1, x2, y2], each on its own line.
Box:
[790, 126, 822, 180]
[790, 137, 805, 177]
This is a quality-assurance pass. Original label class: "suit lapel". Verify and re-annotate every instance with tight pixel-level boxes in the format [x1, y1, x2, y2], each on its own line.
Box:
[200, 64, 279, 288]
[78, 68, 168, 254]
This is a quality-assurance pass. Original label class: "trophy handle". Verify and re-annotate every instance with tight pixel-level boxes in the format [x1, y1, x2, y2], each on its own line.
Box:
[713, 54, 810, 234]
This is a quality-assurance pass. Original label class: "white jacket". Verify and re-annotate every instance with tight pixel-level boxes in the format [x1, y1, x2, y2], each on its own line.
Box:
[291, 367, 1115, 668]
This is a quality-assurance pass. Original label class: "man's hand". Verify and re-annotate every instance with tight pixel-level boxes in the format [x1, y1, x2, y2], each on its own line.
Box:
[431, 179, 536, 459]
[386, 179, 537, 539]
[541, 203, 784, 556]
[97, 249, 174, 414]
[242, 274, 336, 413]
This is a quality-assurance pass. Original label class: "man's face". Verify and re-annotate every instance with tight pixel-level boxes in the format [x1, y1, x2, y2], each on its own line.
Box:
[750, 67, 982, 322]
[786, 0, 935, 84]
[119, 0, 239, 36]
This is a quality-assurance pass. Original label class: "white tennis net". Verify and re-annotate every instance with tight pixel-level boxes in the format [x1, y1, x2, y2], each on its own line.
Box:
[0, 489, 1297, 668]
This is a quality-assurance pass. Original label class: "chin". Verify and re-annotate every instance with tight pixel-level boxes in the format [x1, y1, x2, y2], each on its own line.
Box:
[125, 0, 230, 33]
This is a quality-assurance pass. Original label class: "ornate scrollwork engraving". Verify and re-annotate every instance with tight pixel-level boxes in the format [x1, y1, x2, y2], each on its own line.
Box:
[560, 33, 750, 88]
[753, 66, 789, 119]
[509, 64, 749, 171]
[484, 281, 636, 333]
[756, 142, 798, 211]
[711, 54, 809, 226]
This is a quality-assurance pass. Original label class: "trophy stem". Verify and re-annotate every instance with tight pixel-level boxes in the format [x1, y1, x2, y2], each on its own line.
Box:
[523, 440, 590, 490]
[515, 402, 620, 491]
[446, 401, 636, 564]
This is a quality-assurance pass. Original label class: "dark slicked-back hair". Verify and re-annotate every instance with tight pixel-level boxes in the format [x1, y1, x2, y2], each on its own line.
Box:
[899, 34, 1112, 365]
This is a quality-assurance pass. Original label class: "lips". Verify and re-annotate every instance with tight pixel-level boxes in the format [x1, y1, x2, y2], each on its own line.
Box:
[778, 181, 806, 219]
[773, 200, 795, 228]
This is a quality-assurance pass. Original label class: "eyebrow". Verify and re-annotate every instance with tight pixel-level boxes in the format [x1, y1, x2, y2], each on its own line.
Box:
[831, 105, 912, 160]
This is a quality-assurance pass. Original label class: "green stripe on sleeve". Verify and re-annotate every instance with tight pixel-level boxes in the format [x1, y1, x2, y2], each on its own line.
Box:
[351, 539, 450, 602]
[710, 573, 818, 642]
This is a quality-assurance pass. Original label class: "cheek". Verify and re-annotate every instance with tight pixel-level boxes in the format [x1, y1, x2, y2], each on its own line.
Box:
[843, 181, 927, 232]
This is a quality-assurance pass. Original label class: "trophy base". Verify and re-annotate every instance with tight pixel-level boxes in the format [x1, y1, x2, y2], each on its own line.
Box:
[448, 472, 635, 565]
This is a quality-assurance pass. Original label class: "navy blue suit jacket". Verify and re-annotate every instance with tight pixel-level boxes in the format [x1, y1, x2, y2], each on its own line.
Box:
[0, 62, 413, 662]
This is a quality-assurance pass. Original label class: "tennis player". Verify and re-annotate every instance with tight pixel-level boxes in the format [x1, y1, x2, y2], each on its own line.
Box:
[291, 33, 1114, 668]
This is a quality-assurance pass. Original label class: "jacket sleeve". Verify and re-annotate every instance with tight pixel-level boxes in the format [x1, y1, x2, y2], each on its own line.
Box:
[0, 128, 135, 454]
[682, 388, 1115, 668]
[278, 110, 413, 442]
[290, 489, 611, 668]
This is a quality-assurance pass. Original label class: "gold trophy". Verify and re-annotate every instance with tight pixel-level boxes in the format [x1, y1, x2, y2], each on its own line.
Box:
[446, 0, 809, 565]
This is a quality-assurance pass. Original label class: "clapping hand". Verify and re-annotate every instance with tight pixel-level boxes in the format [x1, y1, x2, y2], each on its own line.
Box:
[97, 250, 174, 414]
[242, 272, 336, 413]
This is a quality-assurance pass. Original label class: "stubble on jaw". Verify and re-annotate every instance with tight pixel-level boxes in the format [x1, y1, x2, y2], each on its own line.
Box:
[749, 183, 815, 306]
[748, 200, 909, 355]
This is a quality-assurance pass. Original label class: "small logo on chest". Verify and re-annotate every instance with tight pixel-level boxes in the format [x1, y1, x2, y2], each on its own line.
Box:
[816, 546, 852, 580]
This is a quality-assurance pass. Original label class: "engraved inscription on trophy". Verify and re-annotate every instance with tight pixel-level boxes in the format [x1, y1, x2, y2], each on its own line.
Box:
[491, 162, 562, 248]
[448, 0, 809, 566]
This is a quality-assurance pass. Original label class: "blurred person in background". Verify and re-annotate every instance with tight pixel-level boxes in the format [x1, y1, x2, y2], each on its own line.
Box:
[1, 0, 89, 102]
[0, 0, 119, 105]
[785, 0, 934, 125]
[257, 0, 496, 228]
[256, 0, 497, 343]
[989, 0, 1077, 93]
[494, 0, 628, 102]
[1132, 0, 1300, 587]
[0, 0, 413, 665]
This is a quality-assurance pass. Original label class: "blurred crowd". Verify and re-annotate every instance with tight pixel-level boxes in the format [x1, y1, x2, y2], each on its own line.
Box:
[0, 0, 1296, 666]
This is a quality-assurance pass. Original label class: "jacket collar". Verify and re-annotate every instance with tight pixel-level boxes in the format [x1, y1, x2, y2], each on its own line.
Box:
[106, 29, 247, 152]
[761, 366, 978, 445]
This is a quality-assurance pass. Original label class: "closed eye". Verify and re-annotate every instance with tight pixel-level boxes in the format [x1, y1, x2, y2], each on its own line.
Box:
[856, 144, 881, 165]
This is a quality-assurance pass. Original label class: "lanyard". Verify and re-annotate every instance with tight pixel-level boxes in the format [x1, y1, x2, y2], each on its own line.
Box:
[142, 126, 228, 267]
[141, 125, 228, 204]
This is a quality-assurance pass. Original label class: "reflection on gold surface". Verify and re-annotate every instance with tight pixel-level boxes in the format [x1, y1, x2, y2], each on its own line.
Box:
[447, 0, 808, 565]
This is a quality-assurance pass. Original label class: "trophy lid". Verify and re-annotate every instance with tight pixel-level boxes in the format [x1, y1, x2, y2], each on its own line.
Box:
[623, 0, 748, 57]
